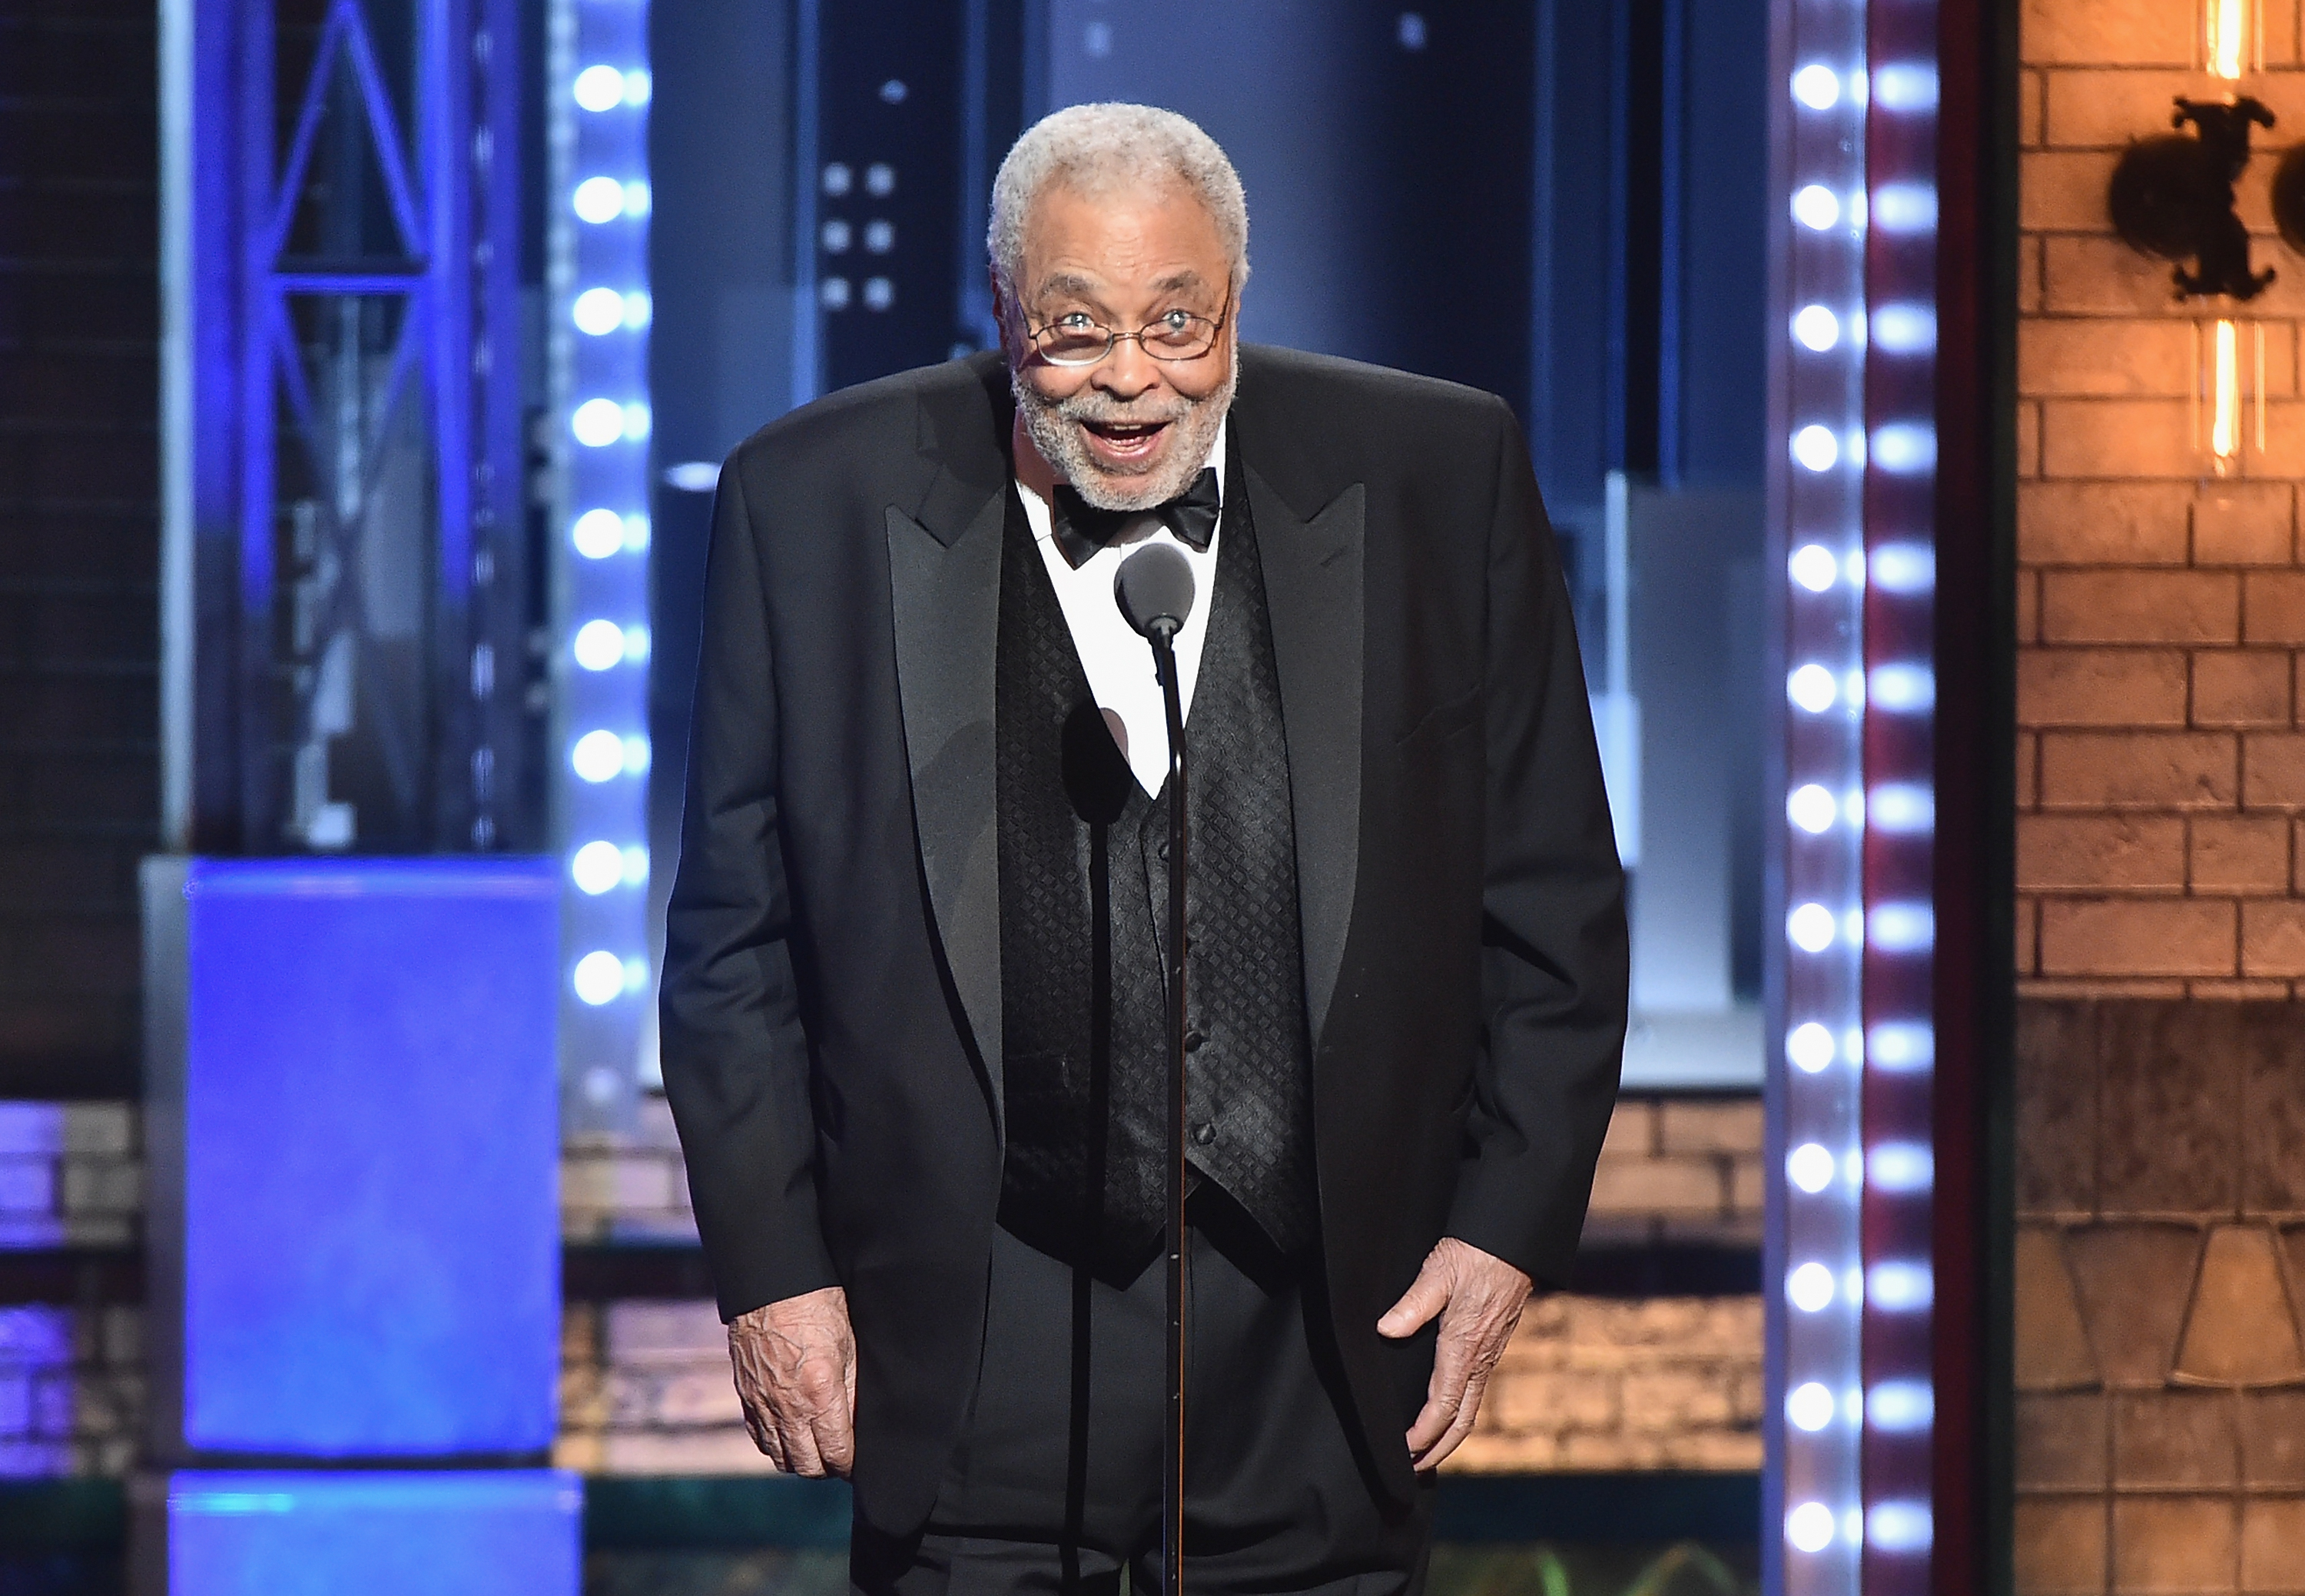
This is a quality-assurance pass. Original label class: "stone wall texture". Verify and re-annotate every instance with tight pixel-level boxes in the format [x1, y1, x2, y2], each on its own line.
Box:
[2015, 1001, 2305, 1595]
[2018, 0, 2305, 997]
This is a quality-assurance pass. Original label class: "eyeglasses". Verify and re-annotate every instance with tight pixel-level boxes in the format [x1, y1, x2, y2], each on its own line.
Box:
[1026, 294, 1230, 368]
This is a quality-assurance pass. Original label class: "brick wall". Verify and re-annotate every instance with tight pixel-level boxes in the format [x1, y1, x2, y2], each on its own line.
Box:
[0, 1094, 1761, 1478]
[2018, 0, 2305, 995]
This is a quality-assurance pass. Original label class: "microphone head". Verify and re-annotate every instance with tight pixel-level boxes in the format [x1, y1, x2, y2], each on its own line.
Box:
[1114, 543, 1197, 639]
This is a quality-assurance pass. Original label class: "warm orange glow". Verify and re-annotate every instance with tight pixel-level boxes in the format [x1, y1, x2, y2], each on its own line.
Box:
[2208, 0, 2252, 78]
[2211, 318, 2242, 470]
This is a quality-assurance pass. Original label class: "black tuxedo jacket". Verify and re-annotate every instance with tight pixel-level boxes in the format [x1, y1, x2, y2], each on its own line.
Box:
[662, 345, 1628, 1533]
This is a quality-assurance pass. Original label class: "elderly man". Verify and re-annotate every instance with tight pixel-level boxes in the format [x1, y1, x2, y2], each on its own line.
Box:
[662, 103, 1627, 1594]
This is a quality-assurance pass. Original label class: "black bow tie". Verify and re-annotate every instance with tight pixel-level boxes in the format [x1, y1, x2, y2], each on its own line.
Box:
[1050, 468, 1221, 569]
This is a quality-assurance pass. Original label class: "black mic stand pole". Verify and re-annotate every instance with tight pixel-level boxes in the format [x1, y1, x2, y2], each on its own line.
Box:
[1147, 618, 1189, 1596]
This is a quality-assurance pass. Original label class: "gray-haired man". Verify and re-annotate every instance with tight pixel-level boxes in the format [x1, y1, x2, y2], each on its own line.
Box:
[662, 102, 1628, 1595]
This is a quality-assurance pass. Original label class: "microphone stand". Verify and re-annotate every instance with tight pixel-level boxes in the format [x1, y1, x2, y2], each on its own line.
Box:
[1146, 618, 1189, 1596]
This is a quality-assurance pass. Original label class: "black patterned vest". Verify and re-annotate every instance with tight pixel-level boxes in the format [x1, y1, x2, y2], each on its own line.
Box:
[993, 462, 1317, 1282]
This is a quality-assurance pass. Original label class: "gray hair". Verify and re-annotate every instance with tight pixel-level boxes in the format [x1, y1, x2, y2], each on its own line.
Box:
[987, 103, 1249, 302]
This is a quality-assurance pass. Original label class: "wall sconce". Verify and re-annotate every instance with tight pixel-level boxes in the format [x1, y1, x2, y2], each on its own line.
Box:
[2104, 0, 2295, 476]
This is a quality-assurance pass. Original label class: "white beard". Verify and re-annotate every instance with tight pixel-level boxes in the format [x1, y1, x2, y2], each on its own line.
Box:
[1012, 336, 1238, 511]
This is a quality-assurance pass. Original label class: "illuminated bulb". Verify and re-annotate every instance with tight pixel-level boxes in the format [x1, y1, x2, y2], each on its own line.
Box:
[1787, 902, 1838, 953]
[1787, 664, 1838, 712]
[2209, 0, 2250, 79]
[1787, 1142, 1837, 1193]
[1869, 784, 1935, 834]
[622, 292, 653, 328]
[1792, 424, 1839, 472]
[622, 71, 652, 105]
[1789, 543, 1839, 591]
[1787, 1022, 1836, 1072]
[573, 65, 625, 112]
[621, 735, 651, 775]
[572, 841, 625, 895]
[1786, 1382, 1836, 1432]
[1787, 783, 1837, 834]
[572, 509, 625, 559]
[572, 177, 625, 222]
[1793, 305, 1840, 351]
[2211, 318, 2242, 473]
[1792, 184, 1841, 231]
[1868, 1502, 1932, 1553]
[1869, 1260, 1934, 1311]
[620, 845, 649, 885]
[572, 730, 625, 782]
[571, 400, 625, 447]
[573, 620, 628, 671]
[622, 181, 652, 216]
[572, 951, 627, 1005]
[1787, 1501, 1836, 1553]
[1868, 1380, 1935, 1432]
[621, 403, 652, 440]
[1787, 1263, 1836, 1312]
[1792, 64, 1842, 109]
[572, 288, 625, 335]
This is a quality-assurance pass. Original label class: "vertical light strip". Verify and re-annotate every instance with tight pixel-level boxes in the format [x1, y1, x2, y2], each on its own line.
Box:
[1773, 0, 1872, 1589]
[550, 0, 653, 1127]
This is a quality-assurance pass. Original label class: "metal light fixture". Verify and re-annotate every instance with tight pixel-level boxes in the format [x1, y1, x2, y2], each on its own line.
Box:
[2104, 0, 2300, 478]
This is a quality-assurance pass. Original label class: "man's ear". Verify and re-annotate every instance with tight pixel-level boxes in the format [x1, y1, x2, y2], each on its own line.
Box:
[990, 270, 1021, 365]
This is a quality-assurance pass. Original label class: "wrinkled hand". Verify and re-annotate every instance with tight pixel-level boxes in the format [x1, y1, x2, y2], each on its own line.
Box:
[1376, 1238, 1533, 1470]
[727, 1286, 857, 1477]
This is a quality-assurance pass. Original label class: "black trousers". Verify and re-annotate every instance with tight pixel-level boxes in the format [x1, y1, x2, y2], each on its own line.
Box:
[851, 1191, 1431, 1596]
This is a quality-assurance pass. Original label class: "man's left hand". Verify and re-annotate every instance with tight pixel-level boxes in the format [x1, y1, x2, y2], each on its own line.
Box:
[1376, 1237, 1534, 1470]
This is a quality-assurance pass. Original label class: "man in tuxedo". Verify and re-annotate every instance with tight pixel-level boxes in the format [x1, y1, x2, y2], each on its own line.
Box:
[661, 102, 1627, 1594]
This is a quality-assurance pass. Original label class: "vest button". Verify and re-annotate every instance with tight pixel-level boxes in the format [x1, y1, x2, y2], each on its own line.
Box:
[1190, 1120, 1217, 1146]
[1185, 1029, 1206, 1052]
[1156, 839, 1170, 862]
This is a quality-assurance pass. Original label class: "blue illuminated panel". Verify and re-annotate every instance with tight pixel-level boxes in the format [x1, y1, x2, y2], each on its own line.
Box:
[148, 858, 559, 1458]
[163, 1471, 579, 1596]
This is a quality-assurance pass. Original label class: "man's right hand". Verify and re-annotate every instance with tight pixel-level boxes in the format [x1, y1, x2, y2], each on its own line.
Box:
[726, 1285, 857, 1477]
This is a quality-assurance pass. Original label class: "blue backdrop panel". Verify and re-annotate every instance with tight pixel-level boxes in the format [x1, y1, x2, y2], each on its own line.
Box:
[164, 1471, 579, 1596]
[155, 858, 560, 1456]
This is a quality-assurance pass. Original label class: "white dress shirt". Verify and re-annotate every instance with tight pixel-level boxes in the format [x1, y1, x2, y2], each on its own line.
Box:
[1014, 426, 1226, 798]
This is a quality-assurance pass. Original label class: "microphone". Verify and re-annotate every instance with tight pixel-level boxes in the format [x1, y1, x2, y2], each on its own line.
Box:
[1114, 543, 1196, 639]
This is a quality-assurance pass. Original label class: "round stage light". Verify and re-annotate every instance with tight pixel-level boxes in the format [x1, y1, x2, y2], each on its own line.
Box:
[1792, 424, 1840, 472]
[573, 176, 625, 222]
[1792, 184, 1841, 231]
[572, 730, 625, 782]
[1791, 64, 1842, 109]
[573, 620, 627, 671]
[573, 65, 624, 112]
[1787, 1263, 1836, 1312]
[572, 509, 624, 559]
[1789, 543, 1839, 591]
[1793, 305, 1841, 350]
[1786, 1381, 1836, 1433]
[573, 288, 625, 334]
[1787, 1142, 1837, 1193]
[1787, 1022, 1836, 1072]
[1786, 1501, 1837, 1552]
[1788, 903, 1838, 952]
[572, 841, 624, 895]
[572, 400, 625, 446]
[1788, 783, 1837, 834]
[572, 951, 626, 1005]
[1788, 664, 1838, 712]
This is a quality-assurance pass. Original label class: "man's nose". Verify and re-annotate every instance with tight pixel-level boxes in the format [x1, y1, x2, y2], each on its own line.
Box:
[1093, 335, 1161, 400]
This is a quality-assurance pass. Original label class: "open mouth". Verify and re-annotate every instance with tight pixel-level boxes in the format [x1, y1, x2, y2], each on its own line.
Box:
[1079, 417, 1172, 467]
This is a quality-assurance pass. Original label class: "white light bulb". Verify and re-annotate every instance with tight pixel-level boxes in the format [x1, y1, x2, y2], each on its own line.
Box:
[572, 730, 625, 783]
[622, 71, 652, 106]
[572, 66, 625, 112]
[1868, 1260, 1934, 1311]
[621, 403, 652, 440]
[621, 735, 651, 775]
[1787, 1262, 1836, 1312]
[1787, 1142, 1837, 1193]
[1787, 783, 1837, 834]
[1787, 664, 1838, 713]
[622, 292, 653, 329]
[1793, 305, 1840, 351]
[573, 509, 625, 559]
[572, 950, 627, 1005]
[1867, 1380, 1934, 1432]
[1787, 1501, 1837, 1553]
[621, 181, 652, 217]
[1792, 184, 1841, 231]
[1870, 662, 1935, 712]
[572, 177, 625, 223]
[1787, 903, 1837, 953]
[1786, 1381, 1836, 1432]
[571, 399, 625, 447]
[571, 841, 625, 895]
[1787, 1022, 1836, 1073]
[620, 845, 650, 885]
[573, 620, 627, 671]
[1792, 64, 1842, 109]
[1869, 1141, 1934, 1193]
[1869, 784, 1935, 834]
[572, 287, 625, 335]
[1792, 424, 1840, 473]
[1789, 543, 1839, 592]
[1868, 1501, 1933, 1553]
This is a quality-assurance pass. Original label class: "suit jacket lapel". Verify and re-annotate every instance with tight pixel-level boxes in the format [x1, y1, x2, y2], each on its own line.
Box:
[887, 364, 1012, 1136]
[1245, 465, 1364, 1050]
